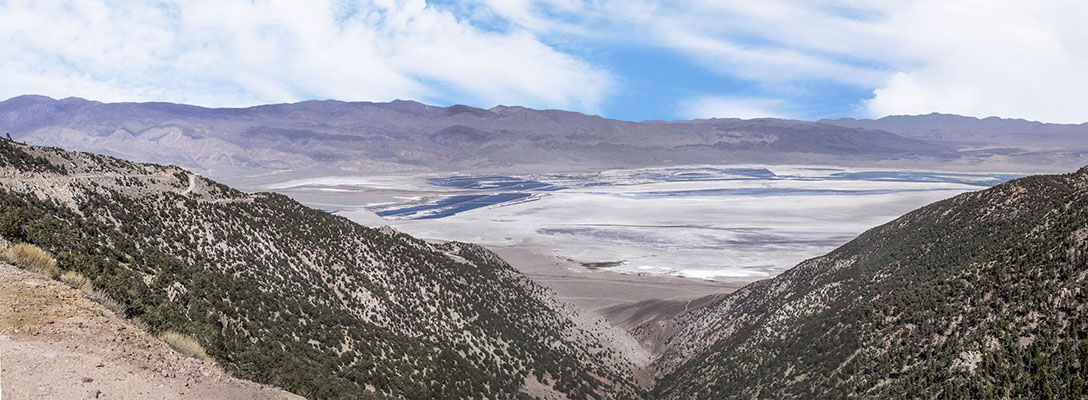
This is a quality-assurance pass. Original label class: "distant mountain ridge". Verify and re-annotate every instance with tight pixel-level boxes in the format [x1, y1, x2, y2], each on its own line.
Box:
[0, 95, 1015, 188]
[825, 112, 1087, 132]
[822, 113, 1088, 149]
[4, 95, 1085, 191]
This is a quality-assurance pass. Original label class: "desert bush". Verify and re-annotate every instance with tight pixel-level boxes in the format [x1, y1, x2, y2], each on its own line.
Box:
[85, 289, 126, 316]
[128, 317, 152, 333]
[3, 242, 58, 278]
[159, 331, 212, 362]
[60, 271, 93, 292]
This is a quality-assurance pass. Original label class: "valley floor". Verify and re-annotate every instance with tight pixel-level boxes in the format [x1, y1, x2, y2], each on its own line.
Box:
[491, 245, 746, 312]
[267, 165, 1013, 350]
[268, 165, 1017, 282]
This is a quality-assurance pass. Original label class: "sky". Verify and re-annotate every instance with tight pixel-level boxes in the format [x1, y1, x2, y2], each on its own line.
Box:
[1, 0, 1086, 123]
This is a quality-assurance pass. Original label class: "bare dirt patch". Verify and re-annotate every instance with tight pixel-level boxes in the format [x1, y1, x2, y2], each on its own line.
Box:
[0, 263, 301, 400]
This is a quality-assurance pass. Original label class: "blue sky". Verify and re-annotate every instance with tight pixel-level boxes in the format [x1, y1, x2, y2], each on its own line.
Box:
[1, 0, 1086, 123]
[429, 0, 885, 121]
[584, 44, 876, 121]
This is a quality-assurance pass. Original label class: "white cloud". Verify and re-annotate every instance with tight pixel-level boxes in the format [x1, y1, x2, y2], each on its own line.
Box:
[629, 1, 891, 88]
[474, 0, 897, 91]
[0, 0, 612, 111]
[682, 96, 789, 120]
[476, 0, 1088, 123]
[864, 0, 1088, 123]
[5, 0, 1086, 123]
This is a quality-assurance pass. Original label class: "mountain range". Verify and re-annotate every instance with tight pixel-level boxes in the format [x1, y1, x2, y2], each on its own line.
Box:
[3, 96, 1085, 191]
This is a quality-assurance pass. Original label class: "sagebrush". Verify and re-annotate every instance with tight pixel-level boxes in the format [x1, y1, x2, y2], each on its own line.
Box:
[3, 242, 58, 278]
[159, 331, 212, 362]
[60, 270, 93, 292]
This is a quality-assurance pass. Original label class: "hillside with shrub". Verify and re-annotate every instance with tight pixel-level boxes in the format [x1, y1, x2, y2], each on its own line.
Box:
[653, 165, 1088, 398]
[0, 138, 647, 399]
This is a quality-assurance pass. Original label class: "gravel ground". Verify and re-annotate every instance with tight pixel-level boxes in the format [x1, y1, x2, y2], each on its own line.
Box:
[0, 263, 302, 400]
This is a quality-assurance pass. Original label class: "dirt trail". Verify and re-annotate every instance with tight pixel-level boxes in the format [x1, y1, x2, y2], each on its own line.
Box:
[0, 263, 302, 400]
[181, 173, 196, 195]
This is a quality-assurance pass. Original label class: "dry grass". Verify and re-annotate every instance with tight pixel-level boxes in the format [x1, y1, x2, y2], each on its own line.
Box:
[86, 289, 127, 316]
[3, 243, 58, 278]
[159, 331, 212, 362]
[128, 317, 152, 333]
[59, 271, 93, 292]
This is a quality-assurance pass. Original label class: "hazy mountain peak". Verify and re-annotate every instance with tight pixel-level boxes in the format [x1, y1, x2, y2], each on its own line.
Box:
[1, 95, 984, 181]
[383, 98, 434, 115]
[4, 94, 58, 104]
[3, 95, 1087, 180]
[444, 104, 497, 118]
[488, 104, 529, 113]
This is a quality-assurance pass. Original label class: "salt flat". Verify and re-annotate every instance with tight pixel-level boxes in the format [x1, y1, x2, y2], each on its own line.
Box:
[273, 165, 1017, 282]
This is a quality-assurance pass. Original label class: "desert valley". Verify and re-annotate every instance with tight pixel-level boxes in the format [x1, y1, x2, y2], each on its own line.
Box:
[2, 95, 1087, 398]
[3, 1, 1088, 398]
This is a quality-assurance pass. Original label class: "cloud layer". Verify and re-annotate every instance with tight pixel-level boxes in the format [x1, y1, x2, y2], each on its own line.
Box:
[0, 0, 611, 111]
[864, 0, 1088, 123]
[1, 0, 1086, 123]
[471, 0, 1088, 123]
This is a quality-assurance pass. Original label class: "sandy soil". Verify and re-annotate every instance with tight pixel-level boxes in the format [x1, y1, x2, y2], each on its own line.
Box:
[490, 245, 748, 312]
[0, 263, 301, 400]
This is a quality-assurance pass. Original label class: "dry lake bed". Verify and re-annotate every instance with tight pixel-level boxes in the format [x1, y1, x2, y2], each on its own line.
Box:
[266, 165, 1019, 286]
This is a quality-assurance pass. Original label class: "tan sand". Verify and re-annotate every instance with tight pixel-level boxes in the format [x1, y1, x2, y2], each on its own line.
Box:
[489, 245, 748, 312]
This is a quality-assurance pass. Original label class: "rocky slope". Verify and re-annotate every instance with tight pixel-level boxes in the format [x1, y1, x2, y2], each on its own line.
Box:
[653, 165, 1088, 398]
[0, 262, 302, 400]
[0, 139, 648, 399]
